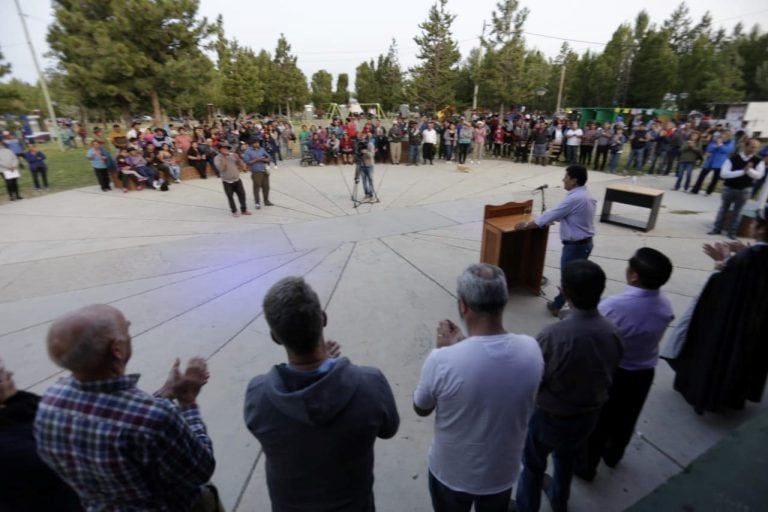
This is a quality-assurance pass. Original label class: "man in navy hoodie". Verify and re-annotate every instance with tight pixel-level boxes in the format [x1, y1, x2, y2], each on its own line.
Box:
[244, 276, 400, 512]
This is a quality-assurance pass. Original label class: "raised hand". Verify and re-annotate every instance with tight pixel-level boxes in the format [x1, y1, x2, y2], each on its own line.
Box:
[436, 318, 465, 348]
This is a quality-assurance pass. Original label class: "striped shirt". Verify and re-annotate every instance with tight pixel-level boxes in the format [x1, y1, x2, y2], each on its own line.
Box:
[34, 374, 215, 512]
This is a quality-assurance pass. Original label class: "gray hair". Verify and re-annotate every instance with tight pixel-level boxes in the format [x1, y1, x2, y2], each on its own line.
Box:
[456, 263, 508, 314]
[262, 276, 324, 354]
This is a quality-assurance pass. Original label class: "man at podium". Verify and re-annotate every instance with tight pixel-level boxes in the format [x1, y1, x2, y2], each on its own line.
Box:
[516, 165, 596, 316]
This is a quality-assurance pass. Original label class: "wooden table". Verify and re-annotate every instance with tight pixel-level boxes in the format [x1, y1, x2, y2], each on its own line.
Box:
[600, 183, 664, 232]
[480, 201, 550, 295]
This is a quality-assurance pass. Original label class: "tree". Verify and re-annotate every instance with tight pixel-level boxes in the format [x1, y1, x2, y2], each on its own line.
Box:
[48, 0, 215, 124]
[333, 73, 350, 105]
[311, 70, 333, 108]
[478, 0, 530, 111]
[0, 50, 10, 78]
[265, 34, 309, 115]
[215, 33, 264, 116]
[410, 0, 461, 113]
[626, 29, 678, 107]
[355, 60, 378, 103]
[736, 25, 768, 100]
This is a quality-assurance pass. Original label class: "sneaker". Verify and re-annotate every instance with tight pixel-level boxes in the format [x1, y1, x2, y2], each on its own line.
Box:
[254, 203, 261, 209]
[546, 301, 561, 317]
[264, 201, 274, 206]
[241, 210, 252, 215]
[319, 163, 325, 167]
[153, 181, 161, 190]
[175, 179, 181, 183]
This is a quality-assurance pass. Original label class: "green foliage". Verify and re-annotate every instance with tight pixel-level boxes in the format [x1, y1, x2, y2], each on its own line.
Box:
[217, 36, 264, 115]
[626, 30, 678, 107]
[353, 40, 405, 111]
[0, 50, 11, 79]
[736, 26, 768, 100]
[334, 74, 350, 105]
[264, 34, 309, 115]
[311, 70, 333, 108]
[47, 0, 215, 121]
[0, 79, 45, 114]
[410, 0, 461, 113]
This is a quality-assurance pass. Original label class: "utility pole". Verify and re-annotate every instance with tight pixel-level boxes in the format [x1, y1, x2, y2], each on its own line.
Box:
[14, 0, 64, 150]
[555, 64, 566, 115]
[472, 20, 487, 112]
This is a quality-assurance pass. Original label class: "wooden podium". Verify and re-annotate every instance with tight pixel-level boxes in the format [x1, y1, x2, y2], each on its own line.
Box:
[480, 200, 549, 295]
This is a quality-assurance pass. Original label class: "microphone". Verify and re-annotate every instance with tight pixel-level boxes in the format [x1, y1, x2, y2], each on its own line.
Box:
[533, 184, 549, 191]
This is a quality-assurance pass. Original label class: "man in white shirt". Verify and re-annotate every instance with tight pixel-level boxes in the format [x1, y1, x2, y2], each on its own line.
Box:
[564, 121, 583, 165]
[414, 263, 544, 512]
[422, 121, 438, 165]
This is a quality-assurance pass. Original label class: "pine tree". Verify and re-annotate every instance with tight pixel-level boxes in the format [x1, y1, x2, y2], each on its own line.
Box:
[333, 74, 350, 105]
[626, 29, 678, 107]
[311, 70, 334, 109]
[267, 34, 309, 115]
[410, 0, 461, 113]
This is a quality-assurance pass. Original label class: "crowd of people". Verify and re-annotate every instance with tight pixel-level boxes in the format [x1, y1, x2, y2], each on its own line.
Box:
[2, 156, 766, 510]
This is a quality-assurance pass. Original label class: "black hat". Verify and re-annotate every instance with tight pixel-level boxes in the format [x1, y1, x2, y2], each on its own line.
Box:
[218, 142, 231, 149]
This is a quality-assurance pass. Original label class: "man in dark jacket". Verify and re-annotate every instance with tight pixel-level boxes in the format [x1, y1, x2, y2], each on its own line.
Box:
[244, 276, 400, 512]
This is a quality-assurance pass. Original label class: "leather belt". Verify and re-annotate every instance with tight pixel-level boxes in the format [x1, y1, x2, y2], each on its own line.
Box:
[562, 237, 592, 246]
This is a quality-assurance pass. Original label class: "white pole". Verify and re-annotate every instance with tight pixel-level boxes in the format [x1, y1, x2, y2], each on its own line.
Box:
[14, 0, 64, 150]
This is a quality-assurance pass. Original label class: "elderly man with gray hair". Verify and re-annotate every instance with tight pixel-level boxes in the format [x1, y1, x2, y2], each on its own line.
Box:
[413, 263, 544, 512]
[34, 304, 221, 512]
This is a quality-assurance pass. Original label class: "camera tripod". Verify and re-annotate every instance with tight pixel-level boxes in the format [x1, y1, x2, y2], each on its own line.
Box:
[351, 161, 379, 208]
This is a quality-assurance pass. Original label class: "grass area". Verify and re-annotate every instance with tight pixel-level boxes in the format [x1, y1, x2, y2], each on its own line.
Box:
[1, 142, 96, 204]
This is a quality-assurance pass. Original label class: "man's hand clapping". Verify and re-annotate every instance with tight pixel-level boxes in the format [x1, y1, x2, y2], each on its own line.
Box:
[157, 357, 210, 408]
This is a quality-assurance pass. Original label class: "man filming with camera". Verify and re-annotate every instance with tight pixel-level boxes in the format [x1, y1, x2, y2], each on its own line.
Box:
[356, 133, 376, 200]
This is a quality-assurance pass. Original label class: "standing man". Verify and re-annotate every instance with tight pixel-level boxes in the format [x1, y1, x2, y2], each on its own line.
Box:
[407, 120, 422, 166]
[414, 263, 544, 512]
[244, 276, 399, 512]
[515, 260, 623, 512]
[563, 121, 582, 165]
[625, 122, 648, 172]
[388, 120, 404, 164]
[86, 141, 112, 192]
[708, 138, 765, 239]
[1, 140, 23, 200]
[577, 248, 674, 481]
[214, 142, 252, 217]
[358, 133, 376, 200]
[243, 139, 273, 210]
[516, 165, 596, 317]
[422, 121, 438, 165]
[34, 305, 219, 511]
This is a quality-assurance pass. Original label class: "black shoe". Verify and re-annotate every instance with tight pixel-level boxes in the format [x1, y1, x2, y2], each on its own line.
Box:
[727, 233, 737, 240]
[707, 230, 720, 235]
[264, 201, 274, 206]
[546, 301, 561, 317]
[574, 466, 596, 482]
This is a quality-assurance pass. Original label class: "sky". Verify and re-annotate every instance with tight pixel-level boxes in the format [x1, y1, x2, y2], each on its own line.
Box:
[1, 0, 767, 89]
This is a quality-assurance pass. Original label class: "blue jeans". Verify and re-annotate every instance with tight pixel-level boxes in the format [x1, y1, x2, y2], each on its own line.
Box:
[564, 145, 578, 165]
[674, 162, 694, 190]
[408, 143, 420, 164]
[625, 148, 644, 171]
[359, 164, 374, 196]
[516, 409, 599, 512]
[444, 144, 454, 161]
[429, 472, 511, 512]
[608, 152, 620, 173]
[552, 241, 593, 309]
[713, 186, 750, 235]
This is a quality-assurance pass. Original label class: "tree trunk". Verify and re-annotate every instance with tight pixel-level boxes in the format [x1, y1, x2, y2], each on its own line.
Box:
[121, 107, 132, 128]
[150, 90, 162, 125]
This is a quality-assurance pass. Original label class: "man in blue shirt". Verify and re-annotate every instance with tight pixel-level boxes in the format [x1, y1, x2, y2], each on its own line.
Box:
[243, 139, 273, 209]
[517, 165, 597, 316]
[576, 248, 674, 481]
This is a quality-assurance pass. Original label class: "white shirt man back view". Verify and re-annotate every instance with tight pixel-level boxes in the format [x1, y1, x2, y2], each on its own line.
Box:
[414, 263, 544, 511]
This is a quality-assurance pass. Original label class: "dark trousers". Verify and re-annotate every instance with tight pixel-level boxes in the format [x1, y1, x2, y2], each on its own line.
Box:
[93, 167, 111, 190]
[458, 143, 470, 164]
[594, 146, 609, 170]
[428, 472, 511, 512]
[423, 142, 436, 163]
[713, 186, 750, 236]
[4, 177, 21, 199]
[251, 171, 269, 204]
[222, 179, 247, 213]
[579, 145, 593, 166]
[581, 368, 654, 474]
[552, 241, 593, 309]
[516, 409, 599, 512]
[191, 160, 208, 179]
[564, 145, 578, 164]
[31, 168, 48, 189]
[691, 167, 720, 195]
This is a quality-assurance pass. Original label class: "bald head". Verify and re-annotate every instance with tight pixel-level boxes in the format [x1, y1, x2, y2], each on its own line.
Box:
[47, 304, 130, 379]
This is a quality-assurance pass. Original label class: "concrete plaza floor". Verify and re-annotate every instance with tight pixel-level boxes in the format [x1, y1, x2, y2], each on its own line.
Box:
[0, 157, 764, 511]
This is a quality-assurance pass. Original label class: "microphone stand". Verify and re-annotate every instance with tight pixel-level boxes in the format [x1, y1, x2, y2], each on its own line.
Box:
[532, 187, 549, 291]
